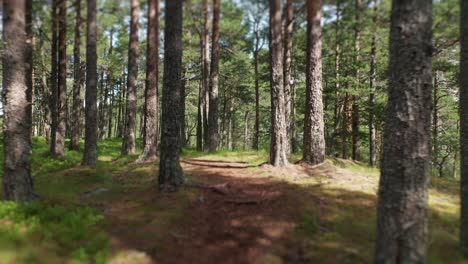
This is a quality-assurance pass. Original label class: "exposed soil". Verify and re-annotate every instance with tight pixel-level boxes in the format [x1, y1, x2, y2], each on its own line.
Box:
[99, 158, 373, 264]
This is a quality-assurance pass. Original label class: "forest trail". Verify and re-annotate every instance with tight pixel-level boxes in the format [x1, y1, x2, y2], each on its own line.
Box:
[100, 157, 380, 264]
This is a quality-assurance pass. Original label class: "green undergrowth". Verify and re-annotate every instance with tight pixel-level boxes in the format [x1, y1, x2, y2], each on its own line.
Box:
[0, 139, 465, 263]
[0, 202, 108, 263]
[0, 137, 132, 263]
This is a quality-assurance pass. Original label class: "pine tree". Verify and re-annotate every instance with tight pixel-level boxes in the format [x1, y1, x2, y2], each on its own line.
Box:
[82, 0, 98, 165]
[159, 0, 185, 191]
[302, 0, 325, 165]
[375, 0, 432, 262]
[2, 0, 36, 202]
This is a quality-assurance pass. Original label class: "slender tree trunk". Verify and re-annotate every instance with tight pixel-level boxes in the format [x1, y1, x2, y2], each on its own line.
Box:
[180, 75, 187, 148]
[196, 37, 204, 151]
[53, 0, 67, 157]
[26, 4, 34, 140]
[117, 74, 126, 138]
[375, 0, 432, 262]
[341, 93, 349, 159]
[202, 0, 210, 151]
[50, 0, 59, 154]
[108, 88, 114, 139]
[268, 0, 288, 167]
[70, 0, 82, 150]
[351, 0, 361, 161]
[283, 0, 293, 154]
[228, 105, 234, 150]
[253, 23, 261, 150]
[82, 0, 98, 165]
[159, 0, 185, 191]
[2, 0, 36, 202]
[331, 1, 341, 157]
[302, 0, 325, 165]
[460, 0, 468, 256]
[139, 0, 159, 161]
[207, 0, 220, 152]
[244, 111, 250, 150]
[40, 42, 52, 142]
[433, 72, 439, 171]
[369, 0, 378, 167]
[291, 75, 298, 153]
[122, 0, 140, 155]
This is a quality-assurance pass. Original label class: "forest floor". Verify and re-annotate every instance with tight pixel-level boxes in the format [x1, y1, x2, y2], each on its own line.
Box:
[0, 138, 465, 263]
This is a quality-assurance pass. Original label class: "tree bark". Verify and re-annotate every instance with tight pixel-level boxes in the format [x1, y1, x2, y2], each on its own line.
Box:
[138, 0, 159, 161]
[460, 0, 468, 256]
[302, 0, 325, 165]
[82, 0, 98, 165]
[202, 0, 210, 152]
[351, 0, 361, 161]
[196, 37, 204, 151]
[26, 1, 34, 140]
[253, 13, 261, 151]
[375, 0, 432, 262]
[180, 76, 187, 148]
[291, 73, 298, 153]
[70, 0, 82, 150]
[2, 0, 36, 202]
[244, 111, 250, 150]
[268, 0, 288, 167]
[207, 0, 220, 152]
[50, 0, 59, 154]
[283, 0, 293, 154]
[331, 1, 341, 157]
[433, 72, 439, 170]
[368, 0, 378, 167]
[122, 0, 140, 155]
[159, 0, 185, 191]
[55, 0, 67, 157]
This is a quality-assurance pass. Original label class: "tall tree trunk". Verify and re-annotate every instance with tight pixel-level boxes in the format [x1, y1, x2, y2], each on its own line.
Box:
[98, 70, 105, 137]
[460, 0, 468, 256]
[70, 0, 82, 150]
[253, 18, 261, 150]
[159, 0, 185, 191]
[375, 0, 432, 262]
[268, 0, 288, 167]
[26, 3, 34, 139]
[368, 0, 378, 167]
[283, 0, 293, 154]
[207, 0, 220, 152]
[202, 0, 210, 151]
[341, 93, 349, 159]
[291, 74, 298, 153]
[107, 88, 114, 139]
[331, 1, 341, 157]
[302, 0, 325, 165]
[433, 72, 439, 171]
[351, 0, 361, 161]
[55, 0, 67, 157]
[82, 0, 98, 165]
[2, 0, 36, 202]
[122, 0, 140, 155]
[196, 37, 204, 151]
[117, 74, 126, 138]
[181, 76, 187, 148]
[40, 40, 52, 141]
[50, 0, 59, 154]
[139, 0, 159, 161]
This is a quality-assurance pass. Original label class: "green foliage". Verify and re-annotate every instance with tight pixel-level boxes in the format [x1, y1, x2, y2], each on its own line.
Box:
[0, 202, 108, 263]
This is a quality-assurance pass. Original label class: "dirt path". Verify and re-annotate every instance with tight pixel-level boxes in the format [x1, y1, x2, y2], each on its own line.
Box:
[101, 158, 374, 264]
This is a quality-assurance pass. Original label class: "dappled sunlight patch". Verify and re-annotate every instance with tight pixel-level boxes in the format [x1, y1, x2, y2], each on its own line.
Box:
[108, 249, 155, 264]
